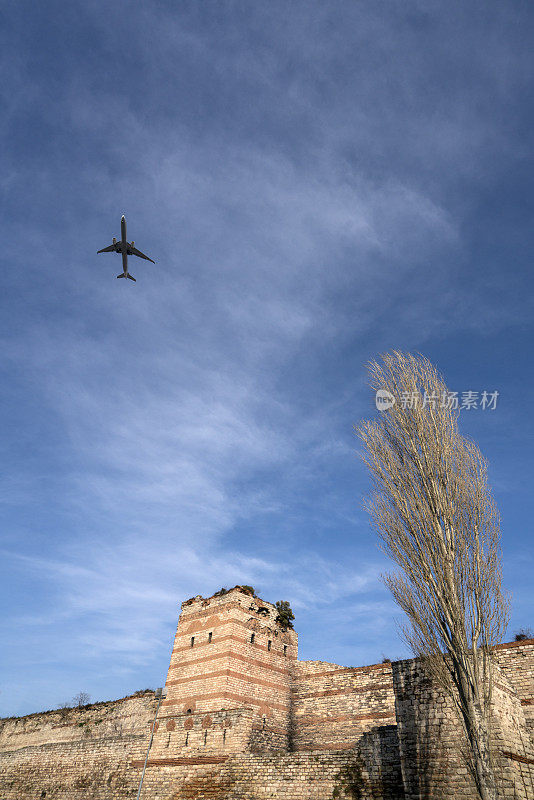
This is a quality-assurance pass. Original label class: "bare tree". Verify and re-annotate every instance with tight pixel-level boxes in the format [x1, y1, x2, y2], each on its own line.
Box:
[358, 352, 510, 800]
[72, 691, 91, 708]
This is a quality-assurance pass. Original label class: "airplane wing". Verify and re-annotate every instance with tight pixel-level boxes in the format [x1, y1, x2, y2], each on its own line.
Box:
[128, 245, 155, 263]
[97, 244, 116, 253]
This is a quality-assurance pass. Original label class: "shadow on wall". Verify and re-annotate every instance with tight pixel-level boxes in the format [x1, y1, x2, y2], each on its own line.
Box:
[332, 725, 405, 800]
[392, 659, 465, 799]
[405, 699, 446, 799]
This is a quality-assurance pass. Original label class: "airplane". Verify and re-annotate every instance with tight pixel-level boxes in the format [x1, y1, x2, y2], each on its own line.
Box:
[97, 215, 155, 281]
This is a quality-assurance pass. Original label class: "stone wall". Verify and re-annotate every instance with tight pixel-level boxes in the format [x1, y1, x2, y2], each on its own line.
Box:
[491, 668, 534, 800]
[393, 656, 534, 800]
[129, 750, 396, 800]
[495, 638, 534, 738]
[149, 707, 255, 759]
[0, 691, 157, 799]
[291, 659, 396, 752]
[1, 584, 533, 800]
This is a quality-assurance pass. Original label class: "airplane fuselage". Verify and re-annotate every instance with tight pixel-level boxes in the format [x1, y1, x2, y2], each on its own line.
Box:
[120, 215, 128, 274]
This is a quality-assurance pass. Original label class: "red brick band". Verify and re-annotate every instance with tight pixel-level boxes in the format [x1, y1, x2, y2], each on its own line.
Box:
[172, 636, 290, 660]
[493, 638, 534, 650]
[131, 756, 228, 767]
[173, 624, 293, 657]
[176, 615, 260, 641]
[521, 698, 534, 706]
[502, 750, 534, 766]
[168, 648, 291, 676]
[167, 668, 286, 693]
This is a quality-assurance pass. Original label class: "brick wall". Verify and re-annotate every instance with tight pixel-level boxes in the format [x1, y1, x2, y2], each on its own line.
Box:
[1, 588, 533, 800]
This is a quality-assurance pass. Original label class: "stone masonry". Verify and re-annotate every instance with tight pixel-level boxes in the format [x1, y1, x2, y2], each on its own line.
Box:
[1, 586, 533, 799]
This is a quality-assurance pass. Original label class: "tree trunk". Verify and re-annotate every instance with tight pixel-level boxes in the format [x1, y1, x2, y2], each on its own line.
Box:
[461, 690, 497, 800]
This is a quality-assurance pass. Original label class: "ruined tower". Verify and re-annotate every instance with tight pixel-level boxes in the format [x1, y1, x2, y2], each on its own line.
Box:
[149, 586, 298, 759]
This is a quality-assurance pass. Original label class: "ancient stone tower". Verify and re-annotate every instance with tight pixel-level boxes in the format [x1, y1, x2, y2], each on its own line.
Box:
[150, 586, 298, 759]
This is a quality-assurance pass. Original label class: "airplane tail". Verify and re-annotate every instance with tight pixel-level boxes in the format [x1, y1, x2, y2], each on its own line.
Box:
[116, 273, 136, 282]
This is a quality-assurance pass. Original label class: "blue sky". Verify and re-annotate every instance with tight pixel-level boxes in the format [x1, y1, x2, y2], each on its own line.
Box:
[1, 1, 533, 717]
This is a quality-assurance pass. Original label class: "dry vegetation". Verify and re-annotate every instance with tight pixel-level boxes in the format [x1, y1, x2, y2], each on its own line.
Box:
[358, 352, 510, 800]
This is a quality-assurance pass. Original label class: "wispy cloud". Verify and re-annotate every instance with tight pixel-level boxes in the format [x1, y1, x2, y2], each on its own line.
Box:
[1, 1, 533, 716]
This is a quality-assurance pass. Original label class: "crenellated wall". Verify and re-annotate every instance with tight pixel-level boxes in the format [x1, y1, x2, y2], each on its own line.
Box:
[1, 587, 533, 800]
[148, 707, 255, 759]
